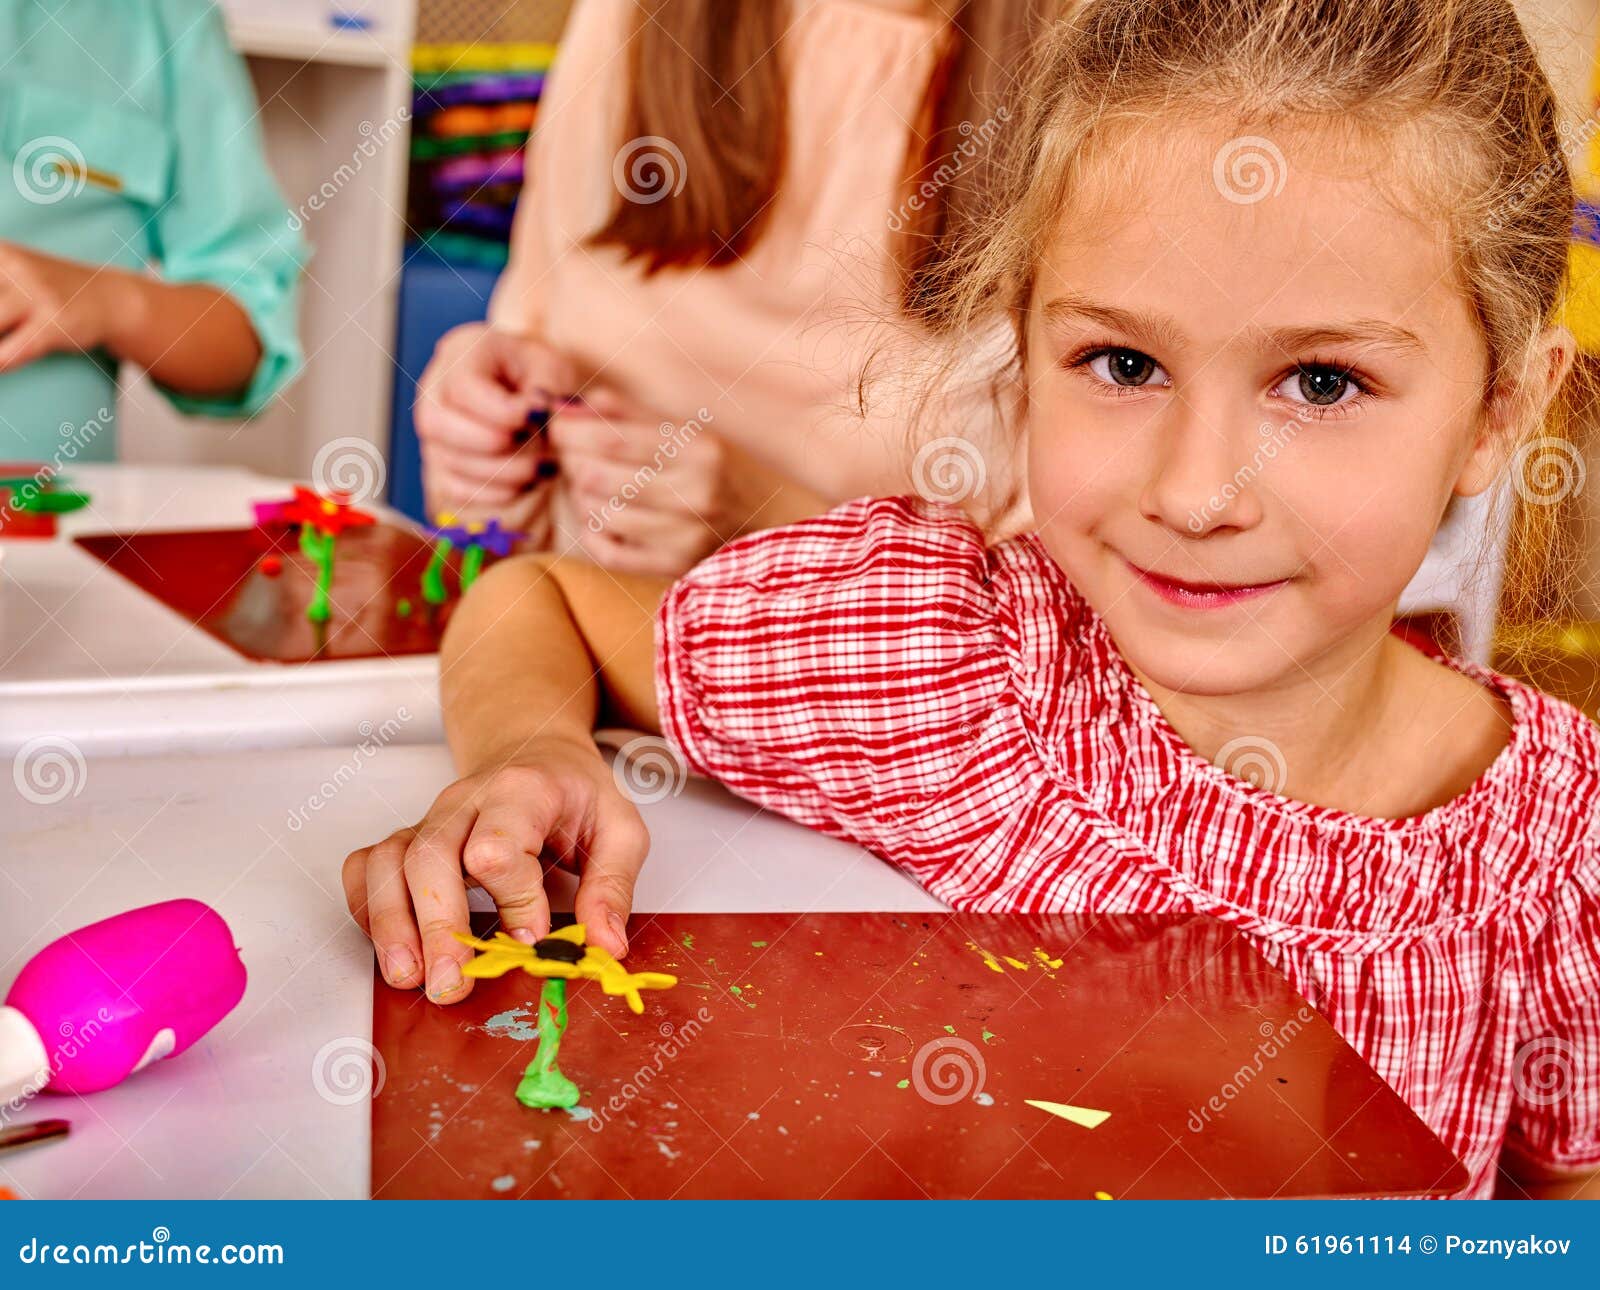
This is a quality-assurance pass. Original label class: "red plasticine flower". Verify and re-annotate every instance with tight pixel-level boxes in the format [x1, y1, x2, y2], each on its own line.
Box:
[276, 486, 376, 537]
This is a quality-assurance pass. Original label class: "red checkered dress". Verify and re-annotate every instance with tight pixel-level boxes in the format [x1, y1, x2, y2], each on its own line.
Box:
[656, 496, 1600, 1198]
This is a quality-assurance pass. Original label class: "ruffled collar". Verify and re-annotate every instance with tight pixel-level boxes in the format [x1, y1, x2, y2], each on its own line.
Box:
[986, 533, 1572, 946]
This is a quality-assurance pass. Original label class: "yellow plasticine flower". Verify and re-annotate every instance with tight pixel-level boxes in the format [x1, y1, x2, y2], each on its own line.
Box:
[454, 923, 677, 1014]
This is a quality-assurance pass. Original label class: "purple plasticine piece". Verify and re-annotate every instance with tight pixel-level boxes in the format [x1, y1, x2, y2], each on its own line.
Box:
[426, 516, 527, 557]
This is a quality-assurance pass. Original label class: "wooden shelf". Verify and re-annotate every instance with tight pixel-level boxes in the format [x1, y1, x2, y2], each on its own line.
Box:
[223, 15, 408, 68]
[121, 1, 418, 483]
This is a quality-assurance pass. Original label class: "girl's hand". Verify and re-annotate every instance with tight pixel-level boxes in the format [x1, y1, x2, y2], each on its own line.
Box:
[0, 242, 136, 371]
[340, 734, 650, 1005]
[551, 394, 739, 576]
[416, 322, 577, 517]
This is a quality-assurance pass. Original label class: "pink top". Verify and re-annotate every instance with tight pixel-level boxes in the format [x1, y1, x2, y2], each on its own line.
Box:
[657, 496, 1600, 1198]
[490, 0, 982, 514]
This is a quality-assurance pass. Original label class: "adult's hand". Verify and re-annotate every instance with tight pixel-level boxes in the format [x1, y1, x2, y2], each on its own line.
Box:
[550, 394, 750, 576]
[416, 322, 578, 522]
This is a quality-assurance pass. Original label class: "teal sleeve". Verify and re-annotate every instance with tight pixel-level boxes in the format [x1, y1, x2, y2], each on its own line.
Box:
[150, 0, 308, 418]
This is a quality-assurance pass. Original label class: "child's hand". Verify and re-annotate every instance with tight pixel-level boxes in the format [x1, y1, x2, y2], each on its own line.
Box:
[416, 322, 577, 515]
[550, 393, 735, 575]
[340, 734, 650, 1005]
[0, 242, 135, 371]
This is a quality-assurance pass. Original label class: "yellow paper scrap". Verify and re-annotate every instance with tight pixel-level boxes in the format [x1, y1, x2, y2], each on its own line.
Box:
[1025, 1099, 1112, 1129]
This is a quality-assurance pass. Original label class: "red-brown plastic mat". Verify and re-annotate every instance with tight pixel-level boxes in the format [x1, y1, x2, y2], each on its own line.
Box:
[75, 524, 458, 662]
[370, 911, 1466, 1199]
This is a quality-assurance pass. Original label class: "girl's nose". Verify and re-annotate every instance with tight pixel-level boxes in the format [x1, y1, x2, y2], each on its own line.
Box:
[1138, 398, 1269, 537]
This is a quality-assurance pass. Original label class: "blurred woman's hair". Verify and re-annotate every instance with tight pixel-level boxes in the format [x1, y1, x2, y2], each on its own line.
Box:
[589, 0, 1047, 316]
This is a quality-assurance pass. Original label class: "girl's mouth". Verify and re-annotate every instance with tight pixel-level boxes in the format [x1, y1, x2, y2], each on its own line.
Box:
[1125, 559, 1289, 610]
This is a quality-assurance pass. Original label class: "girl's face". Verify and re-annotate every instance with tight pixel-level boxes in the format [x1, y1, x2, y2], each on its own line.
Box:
[1025, 121, 1505, 696]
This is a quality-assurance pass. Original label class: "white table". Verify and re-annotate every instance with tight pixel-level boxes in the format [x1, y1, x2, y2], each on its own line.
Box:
[0, 465, 444, 757]
[0, 744, 937, 1199]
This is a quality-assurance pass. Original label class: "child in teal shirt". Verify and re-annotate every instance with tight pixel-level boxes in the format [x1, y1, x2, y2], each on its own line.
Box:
[0, 0, 307, 461]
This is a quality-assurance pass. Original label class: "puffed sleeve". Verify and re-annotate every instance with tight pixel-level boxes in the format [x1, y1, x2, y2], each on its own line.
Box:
[1502, 842, 1600, 1180]
[149, 0, 307, 417]
[656, 496, 1008, 851]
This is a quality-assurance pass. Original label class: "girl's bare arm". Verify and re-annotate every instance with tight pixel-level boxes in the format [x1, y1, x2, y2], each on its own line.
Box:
[341, 555, 671, 1005]
[440, 554, 668, 771]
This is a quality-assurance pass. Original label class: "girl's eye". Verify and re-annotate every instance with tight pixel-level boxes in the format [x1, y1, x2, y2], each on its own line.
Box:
[1084, 347, 1166, 389]
[1277, 363, 1362, 408]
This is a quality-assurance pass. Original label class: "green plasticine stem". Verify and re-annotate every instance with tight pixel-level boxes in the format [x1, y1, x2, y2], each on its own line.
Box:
[422, 537, 453, 605]
[299, 526, 336, 624]
[11, 489, 90, 514]
[516, 978, 580, 1109]
[458, 542, 487, 592]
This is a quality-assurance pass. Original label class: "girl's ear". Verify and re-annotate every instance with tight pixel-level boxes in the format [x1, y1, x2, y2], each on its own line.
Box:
[1455, 324, 1577, 498]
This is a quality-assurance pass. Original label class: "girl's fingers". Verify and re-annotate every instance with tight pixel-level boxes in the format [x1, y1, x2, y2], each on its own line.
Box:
[339, 845, 373, 935]
[402, 796, 480, 1004]
[361, 831, 425, 990]
[572, 804, 651, 959]
[459, 786, 555, 943]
